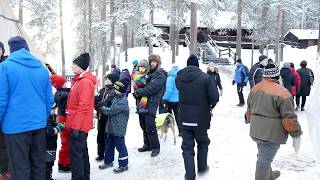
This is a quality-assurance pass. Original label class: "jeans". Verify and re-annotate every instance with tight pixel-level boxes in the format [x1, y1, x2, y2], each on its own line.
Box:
[253, 138, 280, 167]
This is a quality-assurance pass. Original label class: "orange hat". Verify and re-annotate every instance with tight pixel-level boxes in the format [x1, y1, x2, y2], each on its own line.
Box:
[50, 75, 66, 89]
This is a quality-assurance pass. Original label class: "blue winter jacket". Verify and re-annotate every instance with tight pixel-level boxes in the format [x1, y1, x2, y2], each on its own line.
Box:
[0, 49, 54, 134]
[163, 67, 179, 103]
[234, 64, 249, 85]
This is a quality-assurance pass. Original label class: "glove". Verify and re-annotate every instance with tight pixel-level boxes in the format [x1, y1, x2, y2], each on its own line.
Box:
[55, 122, 65, 133]
[290, 130, 302, 138]
[292, 136, 301, 153]
[219, 89, 223, 96]
[100, 106, 110, 115]
[232, 80, 235, 85]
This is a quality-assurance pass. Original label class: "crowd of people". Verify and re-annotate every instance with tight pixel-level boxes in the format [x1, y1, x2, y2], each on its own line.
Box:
[0, 36, 314, 180]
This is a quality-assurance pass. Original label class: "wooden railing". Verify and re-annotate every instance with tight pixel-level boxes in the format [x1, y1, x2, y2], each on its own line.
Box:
[208, 35, 237, 63]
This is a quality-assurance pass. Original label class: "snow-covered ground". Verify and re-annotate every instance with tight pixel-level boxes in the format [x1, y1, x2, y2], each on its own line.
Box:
[53, 46, 320, 179]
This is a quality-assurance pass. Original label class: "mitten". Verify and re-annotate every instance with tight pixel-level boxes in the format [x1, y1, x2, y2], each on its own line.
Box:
[55, 122, 65, 133]
[100, 106, 110, 115]
[292, 136, 301, 153]
[289, 130, 302, 138]
[232, 80, 235, 85]
[219, 89, 223, 96]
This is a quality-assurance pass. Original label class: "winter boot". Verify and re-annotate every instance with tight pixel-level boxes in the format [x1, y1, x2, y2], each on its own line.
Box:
[270, 168, 280, 180]
[113, 166, 128, 174]
[295, 105, 300, 111]
[95, 156, 104, 161]
[198, 166, 209, 174]
[46, 167, 54, 180]
[255, 164, 270, 180]
[98, 162, 113, 170]
[58, 164, 71, 173]
[151, 149, 160, 157]
[236, 103, 245, 107]
[301, 107, 305, 111]
[138, 145, 151, 152]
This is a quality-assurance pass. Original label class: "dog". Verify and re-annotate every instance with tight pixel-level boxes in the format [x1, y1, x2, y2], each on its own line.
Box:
[155, 113, 176, 145]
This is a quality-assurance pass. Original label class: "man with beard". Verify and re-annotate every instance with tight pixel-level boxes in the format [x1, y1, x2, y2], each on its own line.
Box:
[249, 55, 269, 88]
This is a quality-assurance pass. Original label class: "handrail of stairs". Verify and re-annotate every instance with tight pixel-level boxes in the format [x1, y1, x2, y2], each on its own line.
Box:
[208, 35, 237, 63]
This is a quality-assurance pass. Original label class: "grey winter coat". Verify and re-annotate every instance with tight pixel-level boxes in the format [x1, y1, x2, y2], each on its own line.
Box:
[100, 94, 129, 137]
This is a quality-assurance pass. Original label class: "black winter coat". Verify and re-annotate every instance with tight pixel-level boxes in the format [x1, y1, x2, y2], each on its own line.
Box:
[54, 88, 70, 116]
[176, 66, 219, 131]
[95, 86, 115, 121]
[249, 62, 264, 88]
[135, 69, 166, 115]
[207, 71, 222, 90]
[46, 115, 58, 151]
[297, 67, 314, 96]
[280, 68, 295, 94]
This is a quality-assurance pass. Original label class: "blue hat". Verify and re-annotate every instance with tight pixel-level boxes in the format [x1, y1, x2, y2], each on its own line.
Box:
[8, 36, 30, 53]
[0, 41, 5, 54]
[132, 59, 138, 66]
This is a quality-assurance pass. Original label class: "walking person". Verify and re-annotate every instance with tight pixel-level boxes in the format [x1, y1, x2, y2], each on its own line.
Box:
[280, 62, 295, 94]
[249, 55, 269, 88]
[66, 53, 96, 180]
[0, 36, 54, 180]
[289, 63, 301, 99]
[163, 65, 181, 136]
[233, 59, 249, 106]
[176, 54, 219, 180]
[134, 54, 166, 157]
[207, 63, 223, 96]
[296, 60, 314, 111]
[245, 63, 302, 180]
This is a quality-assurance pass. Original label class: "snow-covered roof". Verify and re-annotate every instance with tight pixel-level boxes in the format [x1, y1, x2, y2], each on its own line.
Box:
[145, 10, 252, 29]
[285, 29, 319, 40]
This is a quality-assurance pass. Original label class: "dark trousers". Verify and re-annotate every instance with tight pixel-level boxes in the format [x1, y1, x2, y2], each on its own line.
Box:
[181, 128, 210, 180]
[104, 135, 128, 167]
[5, 128, 46, 180]
[165, 102, 181, 134]
[138, 113, 160, 151]
[0, 133, 9, 172]
[158, 99, 167, 114]
[70, 129, 90, 180]
[97, 118, 107, 158]
[237, 84, 245, 104]
[46, 161, 54, 180]
[296, 95, 307, 108]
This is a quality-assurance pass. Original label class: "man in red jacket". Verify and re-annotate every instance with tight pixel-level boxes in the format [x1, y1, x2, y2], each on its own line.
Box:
[66, 53, 96, 180]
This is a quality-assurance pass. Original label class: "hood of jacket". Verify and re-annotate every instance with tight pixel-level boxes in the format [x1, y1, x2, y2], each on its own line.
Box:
[78, 71, 97, 85]
[280, 67, 291, 77]
[6, 48, 42, 68]
[169, 66, 179, 77]
[177, 66, 202, 83]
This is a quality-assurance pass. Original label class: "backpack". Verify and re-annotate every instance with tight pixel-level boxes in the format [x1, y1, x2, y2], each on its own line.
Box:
[309, 69, 314, 85]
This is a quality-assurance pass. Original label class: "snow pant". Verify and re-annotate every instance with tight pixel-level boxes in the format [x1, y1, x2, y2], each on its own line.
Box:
[97, 118, 107, 158]
[296, 95, 307, 108]
[58, 128, 70, 167]
[138, 113, 160, 151]
[5, 128, 46, 180]
[181, 128, 210, 180]
[237, 84, 245, 104]
[104, 135, 128, 167]
[46, 161, 54, 180]
[0, 133, 9, 172]
[253, 138, 280, 167]
[70, 129, 90, 180]
[165, 102, 181, 134]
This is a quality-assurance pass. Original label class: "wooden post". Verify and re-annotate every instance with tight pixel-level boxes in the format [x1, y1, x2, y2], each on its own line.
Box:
[236, 0, 243, 59]
[59, 0, 66, 76]
[189, 3, 197, 55]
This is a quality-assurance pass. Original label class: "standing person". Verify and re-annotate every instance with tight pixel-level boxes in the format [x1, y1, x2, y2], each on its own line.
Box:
[249, 55, 269, 88]
[120, 69, 132, 95]
[98, 78, 130, 173]
[176, 54, 219, 180]
[289, 63, 301, 105]
[280, 62, 295, 94]
[233, 59, 249, 106]
[134, 54, 166, 157]
[0, 36, 54, 180]
[0, 41, 9, 180]
[163, 65, 181, 136]
[245, 63, 302, 180]
[296, 60, 314, 111]
[94, 72, 119, 161]
[66, 53, 96, 180]
[50, 75, 72, 172]
[207, 63, 223, 96]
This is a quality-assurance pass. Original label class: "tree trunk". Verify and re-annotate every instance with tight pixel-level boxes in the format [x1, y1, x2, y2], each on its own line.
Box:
[317, 22, 320, 60]
[101, 0, 107, 85]
[275, 0, 283, 63]
[148, 8, 154, 55]
[88, 0, 94, 71]
[18, 0, 23, 25]
[236, 0, 242, 59]
[110, 0, 116, 66]
[59, 0, 66, 77]
[170, 0, 177, 63]
[175, 28, 179, 56]
[190, 3, 197, 55]
[131, 30, 134, 48]
[258, 1, 269, 54]
[279, 8, 285, 62]
[123, 0, 128, 62]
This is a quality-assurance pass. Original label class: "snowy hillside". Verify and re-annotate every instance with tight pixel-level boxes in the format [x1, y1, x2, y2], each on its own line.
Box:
[53, 46, 320, 180]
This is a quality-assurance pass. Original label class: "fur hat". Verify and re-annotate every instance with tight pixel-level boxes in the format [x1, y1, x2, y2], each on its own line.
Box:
[282, 62, 291, 69]
[8, 36, 29, 53]
[259, 55, 268, 62]
[105, 72, 120, 85]
[114, 78, 130, 93]
[50, 75, 66, 89]
[263, 63, 280, 78]
[187, 54, 199, 67]
[73, 53, 90, 70]
[148, 54, 162, 67]
[138, 59, 149, 68]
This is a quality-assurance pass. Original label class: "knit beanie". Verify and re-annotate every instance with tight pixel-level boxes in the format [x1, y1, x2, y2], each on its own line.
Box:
[8, 36, 30, 53]
[114, 78, 129, 93]
[259, 55, 268, 62]
[0, 41, 5, 54]
[106, 72, 120, 85]
[73, 53, 90, 71]
[282, 62, 291, 69]
[187, 54, 199, 67]
[138, 59, 149, 68]
[50, 75, 66, 89]
[111, 64, 117, 69]
[132, 59, 138, 66]
[263, 63, 280, 78]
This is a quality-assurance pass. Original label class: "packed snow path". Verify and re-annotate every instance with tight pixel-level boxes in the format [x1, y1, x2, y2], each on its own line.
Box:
[53, 68, 320, 180]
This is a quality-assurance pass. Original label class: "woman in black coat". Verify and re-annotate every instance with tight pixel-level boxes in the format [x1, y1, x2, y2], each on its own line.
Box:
[280, 63, 295, 94]
[296, 60, 314, 111]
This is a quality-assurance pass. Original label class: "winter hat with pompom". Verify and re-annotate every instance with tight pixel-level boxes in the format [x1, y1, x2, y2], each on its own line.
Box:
[263, 63, 280, 79]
